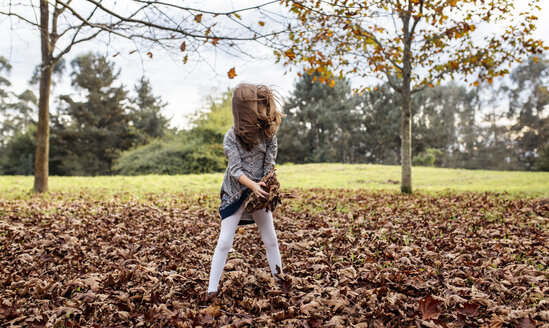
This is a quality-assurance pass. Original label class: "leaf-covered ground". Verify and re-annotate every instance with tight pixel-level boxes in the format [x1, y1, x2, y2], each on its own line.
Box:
[0, 189, 548, 327]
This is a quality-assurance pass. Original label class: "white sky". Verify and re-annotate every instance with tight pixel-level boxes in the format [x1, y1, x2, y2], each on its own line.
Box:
[0, 0, 547, 130]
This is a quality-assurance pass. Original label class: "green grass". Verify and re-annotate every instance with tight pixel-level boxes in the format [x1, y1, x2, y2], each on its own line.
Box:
[1, 163, 548, 200]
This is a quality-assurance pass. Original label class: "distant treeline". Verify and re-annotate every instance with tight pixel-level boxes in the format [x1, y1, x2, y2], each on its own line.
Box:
[277, 57, 549, 171]
[0, 53, 547, 175]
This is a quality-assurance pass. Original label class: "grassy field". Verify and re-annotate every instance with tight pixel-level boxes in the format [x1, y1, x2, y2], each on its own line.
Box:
[1, 163, 547, 200]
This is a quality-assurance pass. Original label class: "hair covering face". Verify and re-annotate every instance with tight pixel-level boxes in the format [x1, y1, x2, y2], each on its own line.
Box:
[231, 83, 284, 150]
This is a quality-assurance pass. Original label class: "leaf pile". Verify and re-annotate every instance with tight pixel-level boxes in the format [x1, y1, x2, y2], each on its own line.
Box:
[244, 168, 281, 213]
[0, 189, 548, 327]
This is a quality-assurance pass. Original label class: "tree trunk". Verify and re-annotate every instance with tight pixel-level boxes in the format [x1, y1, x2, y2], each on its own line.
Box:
[400, 14, 413, 194]
[341, 138, 345, 163]
[33, 0, 52, 193]
[400, 82, 412, 194]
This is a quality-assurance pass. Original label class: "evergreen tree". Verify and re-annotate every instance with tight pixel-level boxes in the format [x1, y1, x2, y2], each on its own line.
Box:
[129, 77, 171, 143]
[0, 56, 38, 175]
[51, 52, 139, 176]
[0, 125, 36, 175]
[0, 57, 13, 148]
[0, 57, 11, 115]
[356, 85, 401, 165]
[412, 83, 480, 167]
[505, 57, 549, 170]
[0, 57, 38, 148]
[278, 72, 358, 163]
[453, 88, 481, 169]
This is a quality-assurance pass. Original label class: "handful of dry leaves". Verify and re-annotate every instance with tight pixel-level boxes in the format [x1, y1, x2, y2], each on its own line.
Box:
[244, 167, 281, 213]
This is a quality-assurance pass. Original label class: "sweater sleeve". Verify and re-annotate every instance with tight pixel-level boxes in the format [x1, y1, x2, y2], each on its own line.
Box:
[263, 135, 278, 177]
[224, 130, 246, 182]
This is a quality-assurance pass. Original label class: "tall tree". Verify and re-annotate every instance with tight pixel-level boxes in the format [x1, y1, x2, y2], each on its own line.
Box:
[356, 85, 401, 164]
[277, 0, 547, 193]
[0, 57, 10, 120]
[0, 56, 38, 147]
[451, 86, 480, 169]
[505, 57, 549, 170]
[0, 0, 287, 192]
[278, 71, 358, 163]
[0, 57, 14, 147]
[411, 83, 481, 167]
[0, 125, 36, 175]
[129, 77, 171, 144]
[52, 53, 138, 176]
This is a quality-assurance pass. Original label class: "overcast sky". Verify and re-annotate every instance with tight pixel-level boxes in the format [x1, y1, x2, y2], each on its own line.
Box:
[1, 0, 548, 130]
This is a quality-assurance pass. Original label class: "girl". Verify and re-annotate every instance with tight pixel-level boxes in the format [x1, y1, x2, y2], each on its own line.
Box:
[203, 83, 286, 302]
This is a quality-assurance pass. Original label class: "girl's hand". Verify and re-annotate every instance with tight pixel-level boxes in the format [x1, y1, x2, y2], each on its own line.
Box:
[238, 174, 269, 198]
[252, 181, 269, 199]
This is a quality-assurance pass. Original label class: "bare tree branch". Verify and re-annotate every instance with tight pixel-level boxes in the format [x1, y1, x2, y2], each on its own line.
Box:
[0, 10, 40, 27]
[53, 30, 103, 62]
[133, 0, 280, 17]
[79, 0, 285, 41]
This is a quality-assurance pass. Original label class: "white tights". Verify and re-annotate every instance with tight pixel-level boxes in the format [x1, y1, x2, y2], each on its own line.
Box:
[207, 203, 283, 293]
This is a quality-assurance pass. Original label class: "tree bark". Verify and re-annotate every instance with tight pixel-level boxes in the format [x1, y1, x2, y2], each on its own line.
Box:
[33, 0, 53, 193]
[400, 78, 412, 194]
[400, 11, 413, 194]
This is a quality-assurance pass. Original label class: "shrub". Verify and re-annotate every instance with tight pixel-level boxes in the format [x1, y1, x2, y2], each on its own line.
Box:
[533, 143, 549, 171]
[113, 135, 226, 175]
[412, 148, 443, 167]
[0, 125, 36, 175]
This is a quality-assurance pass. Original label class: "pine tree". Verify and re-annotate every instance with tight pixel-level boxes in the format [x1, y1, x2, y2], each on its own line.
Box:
[278, 72, 358, 164]
[51, 52, 139, 176]
[505, 57, 549, 170]
[356, 85, 401, 165]
[129, 77, 171, 143]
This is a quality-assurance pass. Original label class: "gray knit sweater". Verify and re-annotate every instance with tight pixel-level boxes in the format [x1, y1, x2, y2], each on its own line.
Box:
[218, 126, 277, 225]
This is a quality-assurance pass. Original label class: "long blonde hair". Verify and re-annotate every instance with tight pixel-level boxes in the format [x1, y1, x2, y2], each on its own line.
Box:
[231, 83, 285, 151]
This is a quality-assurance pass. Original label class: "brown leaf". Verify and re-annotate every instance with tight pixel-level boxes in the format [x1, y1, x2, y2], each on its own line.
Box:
[234, 318, 253, 327]
[227, 67, 237, 79]
[307, 318, 323, 328]
[274, 264, 291, 293]
[180, 41, 186, 52]
[203, 304, 221, 318]
[419, 295, 442, 321]
[0, 300, 18, 321]
[515, 317, 536, 328]
[457, 302, 479, 317]
[489, 314, 504, 328]
[200, 313, 215, 324]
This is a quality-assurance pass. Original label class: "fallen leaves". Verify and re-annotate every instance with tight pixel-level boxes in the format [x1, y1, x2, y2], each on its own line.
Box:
[456, 302, 479, 318]
[515, 316, 536, 328]
[244, 167, 281, 213]
[0, 189, 547, 327]
[0, 299, 18, 321]
[419, 295, 442, 321]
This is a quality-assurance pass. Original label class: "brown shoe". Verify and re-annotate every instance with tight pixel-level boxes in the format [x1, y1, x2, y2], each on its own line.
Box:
[201, 290, 220, 304]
